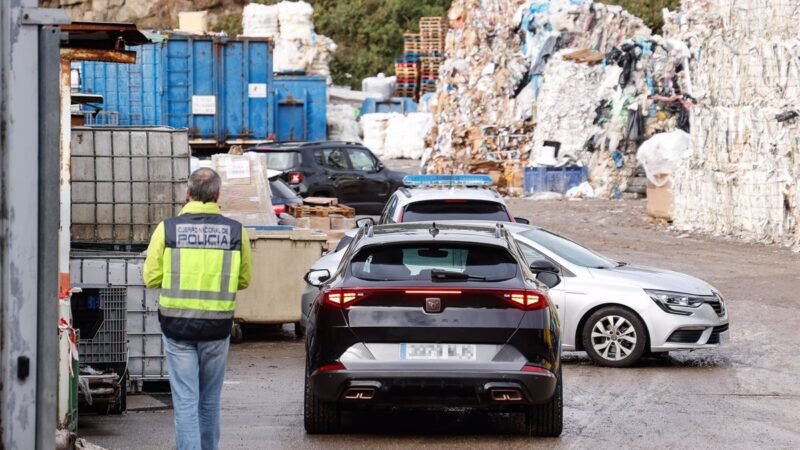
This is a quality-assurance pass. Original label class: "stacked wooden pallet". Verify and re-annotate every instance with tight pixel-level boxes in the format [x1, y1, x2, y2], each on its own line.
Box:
[420, 54, 443, 95]
[403, 33, 420, 54]
[394, 55, 420, 100]
[287, 203, 355, 219]
[419, 17, 447, 54]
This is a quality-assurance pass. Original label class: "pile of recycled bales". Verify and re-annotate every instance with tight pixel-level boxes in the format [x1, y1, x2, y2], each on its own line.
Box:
[242, 1, 336, 79]
[665, 0, 800, 249]
[425, 0, 693, 198]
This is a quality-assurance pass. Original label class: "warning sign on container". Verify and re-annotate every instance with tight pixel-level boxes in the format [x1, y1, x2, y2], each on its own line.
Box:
[248, 83, 268, 98]
[192, 95, 216, 115]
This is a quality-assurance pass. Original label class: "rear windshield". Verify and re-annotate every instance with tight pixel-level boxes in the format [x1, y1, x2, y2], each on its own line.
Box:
[351, 244, 518, 282]
[263, 151, 301, 171]
[402, 200, 510, 222]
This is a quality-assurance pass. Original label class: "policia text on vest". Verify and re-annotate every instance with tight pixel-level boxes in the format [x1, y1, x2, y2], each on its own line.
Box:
[144, 201, 252, 341]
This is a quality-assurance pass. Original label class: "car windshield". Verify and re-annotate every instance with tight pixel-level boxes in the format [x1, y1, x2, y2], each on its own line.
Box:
[262, 151, 301, 171]
[402, 200, 510, 222]
[269, 178, 298, 200]
[519, 229, 614, 269]
[351, 243, 518, 281]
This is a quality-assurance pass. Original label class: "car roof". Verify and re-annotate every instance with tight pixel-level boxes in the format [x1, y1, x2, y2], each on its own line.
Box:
[354, 222, 512, 248]
[396, 187, 505, 205]
[249, 141, 365, 151]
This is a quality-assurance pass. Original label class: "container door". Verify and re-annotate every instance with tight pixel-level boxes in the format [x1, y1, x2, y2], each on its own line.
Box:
[220, 40, 273, 143]
[277, 102, 306, 141]
[165, 37, 217, 141]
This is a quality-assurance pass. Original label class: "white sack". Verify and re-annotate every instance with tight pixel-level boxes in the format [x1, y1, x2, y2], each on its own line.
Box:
[362, 74, 396, 101]
[636, 130, 690, 186]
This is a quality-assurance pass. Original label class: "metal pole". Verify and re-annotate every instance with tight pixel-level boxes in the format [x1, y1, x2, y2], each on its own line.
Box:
[37, 24, 61, 450]
[1, 3, 42, 449]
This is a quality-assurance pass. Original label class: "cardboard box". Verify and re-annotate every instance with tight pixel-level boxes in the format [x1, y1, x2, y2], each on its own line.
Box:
[293, 217, 311, 229]
[178, 11, 209, 34]
[330, 215, 356, 230]
[308, 216, 331, 230]
[646, 176, 673, 220]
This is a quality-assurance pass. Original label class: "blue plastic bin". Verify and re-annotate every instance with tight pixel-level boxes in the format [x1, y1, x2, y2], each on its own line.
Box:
[524, 167, 588, 195]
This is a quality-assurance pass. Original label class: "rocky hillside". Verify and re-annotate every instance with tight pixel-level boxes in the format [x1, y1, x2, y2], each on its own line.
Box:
[41, 0, 246, 29]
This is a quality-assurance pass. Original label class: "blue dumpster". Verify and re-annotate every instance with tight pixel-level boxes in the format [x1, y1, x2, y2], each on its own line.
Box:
[523, 166, 589, 195]
[273, 75, 327, 141]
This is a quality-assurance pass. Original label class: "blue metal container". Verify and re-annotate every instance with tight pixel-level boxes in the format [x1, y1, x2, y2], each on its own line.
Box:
[524, 166, 589, 195]
[273, 75, 327, 141]
[361, 98, 418, 115]
[80, 34, 274, 146]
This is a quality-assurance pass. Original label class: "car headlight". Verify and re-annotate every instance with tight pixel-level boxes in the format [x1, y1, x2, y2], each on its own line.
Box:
[645, 289, 705, 316]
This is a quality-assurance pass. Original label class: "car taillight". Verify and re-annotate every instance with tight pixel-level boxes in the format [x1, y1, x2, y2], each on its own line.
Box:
[288, 171, 305, 185]
[272, 204, 286, 215]
[322, 289, 364, 308]
[502, 290, 548, 310]
[522, 364, 553, 375]
[317, 362, 346, 372]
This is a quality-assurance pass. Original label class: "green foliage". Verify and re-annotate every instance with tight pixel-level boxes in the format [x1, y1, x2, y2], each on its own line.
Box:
[602, 0, 681, 32]
[210, 12, 244, 36]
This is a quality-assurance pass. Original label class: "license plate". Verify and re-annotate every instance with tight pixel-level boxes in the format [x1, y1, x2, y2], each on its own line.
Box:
[718, 330, 730, 344]
[400, 343, 477, 361]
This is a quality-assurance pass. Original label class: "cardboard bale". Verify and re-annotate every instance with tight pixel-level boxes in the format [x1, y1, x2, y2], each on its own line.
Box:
[308, 216, 331, 230]
[330, 215, 356, 230]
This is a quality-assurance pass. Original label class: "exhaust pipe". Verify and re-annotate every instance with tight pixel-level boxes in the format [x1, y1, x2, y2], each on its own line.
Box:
[343, 387, 376, 400]
[491, 388, 524, 402]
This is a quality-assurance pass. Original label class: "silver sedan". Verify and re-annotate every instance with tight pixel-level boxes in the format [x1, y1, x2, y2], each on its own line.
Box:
[301, 223, 729, 367]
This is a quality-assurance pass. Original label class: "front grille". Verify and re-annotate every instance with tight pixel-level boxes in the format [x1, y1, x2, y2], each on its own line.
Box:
[707, 324, 729, 344]
[706, 299, 725, 316]
[667, 329, 704, 344]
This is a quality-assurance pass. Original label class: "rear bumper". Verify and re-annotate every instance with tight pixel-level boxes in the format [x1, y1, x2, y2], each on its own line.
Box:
[309, 368, 557, 407]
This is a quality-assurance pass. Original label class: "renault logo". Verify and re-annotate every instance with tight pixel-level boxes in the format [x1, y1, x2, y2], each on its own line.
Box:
[425, 297, 442, 314]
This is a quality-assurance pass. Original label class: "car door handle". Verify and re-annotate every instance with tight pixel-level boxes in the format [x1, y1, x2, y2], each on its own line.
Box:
[355, 175, 365, 180]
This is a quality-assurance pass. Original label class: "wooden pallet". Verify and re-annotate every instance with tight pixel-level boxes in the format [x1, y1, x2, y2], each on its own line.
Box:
[287, 203, 356, 218]
[420, 40, 445, 54]
[403, 33, 421, 54]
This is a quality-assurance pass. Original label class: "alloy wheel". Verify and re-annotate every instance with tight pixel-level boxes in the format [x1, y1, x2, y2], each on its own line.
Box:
[590, 315, 637, 361]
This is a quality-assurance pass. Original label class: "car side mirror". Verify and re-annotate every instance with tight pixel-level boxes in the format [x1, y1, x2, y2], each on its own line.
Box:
[356, 217, 375, 228]
[304, 269, 331, 287]
[529, 260, 561, 288]
[514, 217, 530, 225]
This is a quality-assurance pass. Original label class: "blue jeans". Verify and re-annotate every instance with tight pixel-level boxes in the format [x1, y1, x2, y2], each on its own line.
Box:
[164, 336, 230, 450]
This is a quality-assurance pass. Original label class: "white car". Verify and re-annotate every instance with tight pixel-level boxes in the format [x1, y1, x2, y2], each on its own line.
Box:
[302, 222, 729, 367]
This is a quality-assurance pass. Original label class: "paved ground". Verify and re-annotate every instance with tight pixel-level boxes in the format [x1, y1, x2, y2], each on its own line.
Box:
[80, 163, 800, 449]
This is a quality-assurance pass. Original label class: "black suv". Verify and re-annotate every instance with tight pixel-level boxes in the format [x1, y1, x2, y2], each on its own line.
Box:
[248, 141, 407, 214]
[303, 223, 563, 436]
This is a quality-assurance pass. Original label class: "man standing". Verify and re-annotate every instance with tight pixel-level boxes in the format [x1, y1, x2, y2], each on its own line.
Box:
[144, 168, 252, 450]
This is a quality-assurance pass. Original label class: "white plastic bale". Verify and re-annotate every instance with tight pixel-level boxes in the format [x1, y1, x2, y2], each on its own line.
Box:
[360, 113, 393, 158]
[242, 3, 279, 38]
[383, 113, 434, 160]
[327, 104, 361, 142]
[277, 0, 315, 41]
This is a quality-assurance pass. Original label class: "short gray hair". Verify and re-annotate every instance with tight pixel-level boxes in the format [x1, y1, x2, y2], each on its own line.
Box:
[188, 168, 222, 203]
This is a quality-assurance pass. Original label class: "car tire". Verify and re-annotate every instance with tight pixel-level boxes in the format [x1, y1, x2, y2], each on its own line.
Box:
[304, 368, 341, 434]
[526, 367, 563, 437]
[294, 321, 305, 339]
[582, 306, 647, 368]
